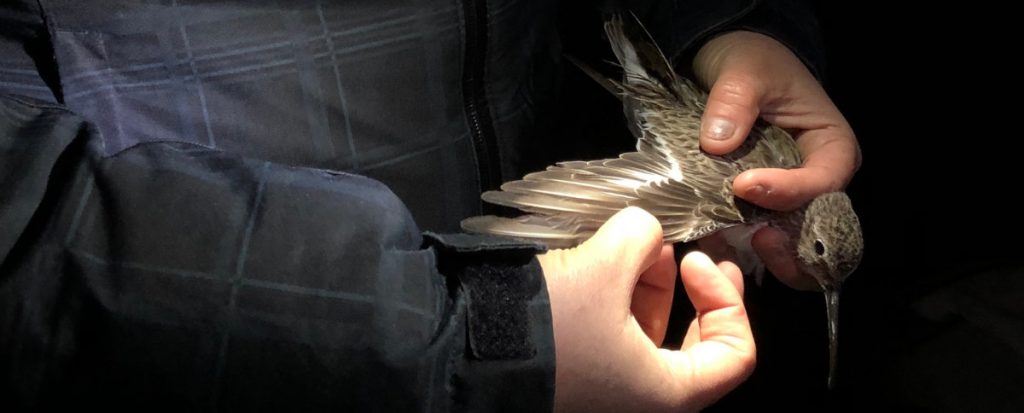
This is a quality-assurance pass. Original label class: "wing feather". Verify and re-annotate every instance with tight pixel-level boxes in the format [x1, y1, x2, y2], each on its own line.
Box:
[460, 14, 803, 248]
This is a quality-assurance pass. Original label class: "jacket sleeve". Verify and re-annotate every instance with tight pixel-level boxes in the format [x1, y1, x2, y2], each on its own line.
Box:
[659, 0, 826, 80]
[0, 95, 555, 412]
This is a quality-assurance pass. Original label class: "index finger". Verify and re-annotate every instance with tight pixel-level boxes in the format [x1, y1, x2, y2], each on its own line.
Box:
[660, 252, 754, 406]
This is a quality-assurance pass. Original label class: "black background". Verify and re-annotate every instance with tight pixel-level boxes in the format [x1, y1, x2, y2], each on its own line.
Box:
[715, 3, 1024, 412]
[550, 2, 1024, 412]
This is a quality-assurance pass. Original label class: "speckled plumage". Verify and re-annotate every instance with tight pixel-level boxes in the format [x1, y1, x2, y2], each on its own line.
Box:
[461, 14, 863, 388]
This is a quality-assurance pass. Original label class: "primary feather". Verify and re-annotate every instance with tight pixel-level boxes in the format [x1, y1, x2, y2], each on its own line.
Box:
[461, 14, 802, 249]
[462, 15, 865, 389]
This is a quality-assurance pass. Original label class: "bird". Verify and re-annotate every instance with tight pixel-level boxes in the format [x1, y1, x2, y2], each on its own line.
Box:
[460, 14, 863, 388]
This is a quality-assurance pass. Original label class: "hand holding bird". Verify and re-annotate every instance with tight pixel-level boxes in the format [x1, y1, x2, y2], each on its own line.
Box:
[463, 14, 863, 388]
[693, 30, 862, 291]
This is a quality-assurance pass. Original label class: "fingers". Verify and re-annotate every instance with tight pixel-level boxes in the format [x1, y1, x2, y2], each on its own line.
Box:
[700, 71, 764, 155]
[717, 260, 744, 297]
[679, 253, 747, 343]
[632, 244, 678, 346]
[696, 232, 734, 263]
[681, 319, 701, 351]
[682, 259, 743, 350]
[668, 252, 755, 401]
[693, 31, 861, 213]
[732, 126, 860, 211]
[751, 227, 818, 290]
[581, 207, 665, 279]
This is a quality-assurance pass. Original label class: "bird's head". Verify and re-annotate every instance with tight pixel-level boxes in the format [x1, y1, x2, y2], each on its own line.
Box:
[794, 192, 863, 292]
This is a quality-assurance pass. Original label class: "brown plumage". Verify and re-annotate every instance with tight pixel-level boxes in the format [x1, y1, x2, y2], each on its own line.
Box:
[461, 14, 863, 388]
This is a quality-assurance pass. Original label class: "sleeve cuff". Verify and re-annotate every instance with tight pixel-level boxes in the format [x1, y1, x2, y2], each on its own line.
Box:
[666, 0, 827, 81]
[423, 232, 547, 360]
[423, 232, 556, 411]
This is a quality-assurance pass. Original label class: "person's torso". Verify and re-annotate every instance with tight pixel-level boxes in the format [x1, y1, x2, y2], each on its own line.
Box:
[11, 0, 563, 232]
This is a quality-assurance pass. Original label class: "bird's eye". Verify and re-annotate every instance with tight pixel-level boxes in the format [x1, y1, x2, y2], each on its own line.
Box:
[814, 239, 826, 256]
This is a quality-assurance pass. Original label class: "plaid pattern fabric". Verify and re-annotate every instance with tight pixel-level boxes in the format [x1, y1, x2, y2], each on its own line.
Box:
[55, 0, 485, 234]
[0, 1, 561, 410]
[0, 0, 825, 410]
[0, 93, 555, 411]
[2, 0, 564, 234]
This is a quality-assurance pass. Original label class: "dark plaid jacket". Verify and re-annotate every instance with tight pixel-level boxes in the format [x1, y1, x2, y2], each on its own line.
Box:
[0, 0, 822, 411]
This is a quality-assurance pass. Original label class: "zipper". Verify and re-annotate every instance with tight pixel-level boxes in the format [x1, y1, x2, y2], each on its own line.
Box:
[461, 0, 502, 213]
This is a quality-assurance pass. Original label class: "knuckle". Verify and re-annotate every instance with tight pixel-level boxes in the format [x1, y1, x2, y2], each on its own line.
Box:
[712, 75, 761, 109]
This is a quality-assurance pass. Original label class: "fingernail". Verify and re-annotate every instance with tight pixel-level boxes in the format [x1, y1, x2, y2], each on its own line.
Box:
[704, 118, 735, 141]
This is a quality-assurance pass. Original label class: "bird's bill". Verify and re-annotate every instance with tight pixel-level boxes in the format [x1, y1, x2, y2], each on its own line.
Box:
[823, 285, 841, 389]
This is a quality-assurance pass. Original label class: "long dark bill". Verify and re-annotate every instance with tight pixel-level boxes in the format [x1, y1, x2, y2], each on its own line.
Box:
[824, 286, 841, 389]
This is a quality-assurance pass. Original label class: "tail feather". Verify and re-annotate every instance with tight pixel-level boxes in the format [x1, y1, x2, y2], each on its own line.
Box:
[604, 14, 678, 94]
[564, 54, 624, 100]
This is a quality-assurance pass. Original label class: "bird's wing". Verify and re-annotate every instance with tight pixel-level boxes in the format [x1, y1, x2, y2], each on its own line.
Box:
[460, 150, 742, 247]
[603, 13, 802, 173]
[460, 14, 803, 248]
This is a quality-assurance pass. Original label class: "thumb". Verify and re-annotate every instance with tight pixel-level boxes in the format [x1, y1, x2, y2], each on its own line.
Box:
[700, 72, 764, 155]
[578, 207, 665, 282]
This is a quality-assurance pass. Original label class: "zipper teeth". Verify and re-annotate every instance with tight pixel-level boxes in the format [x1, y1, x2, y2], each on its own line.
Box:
[462, 0, 502, 212]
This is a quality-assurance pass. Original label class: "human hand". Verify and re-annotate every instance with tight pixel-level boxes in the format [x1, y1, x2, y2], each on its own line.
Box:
[692, 31, 861, 290]
[539, 207, 755, 412]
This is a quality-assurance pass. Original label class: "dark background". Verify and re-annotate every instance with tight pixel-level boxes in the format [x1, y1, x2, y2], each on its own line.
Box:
[714, 3, 1024, 412]
[819, 4, 1021, 412]
[550, 2, 1024, 412]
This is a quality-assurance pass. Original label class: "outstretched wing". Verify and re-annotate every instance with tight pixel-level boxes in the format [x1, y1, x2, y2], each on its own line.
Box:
[461, 149, 741, 248]
[461, 14, 802, 248]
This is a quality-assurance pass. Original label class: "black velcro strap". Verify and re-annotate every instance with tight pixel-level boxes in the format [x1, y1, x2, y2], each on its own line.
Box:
[423, 232, 546, 360]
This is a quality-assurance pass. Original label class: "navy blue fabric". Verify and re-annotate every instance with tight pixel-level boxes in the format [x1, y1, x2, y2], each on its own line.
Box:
[0, 95, 555, 411]
[38, 0, 497, 234]
[0, 0, 826, 410]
